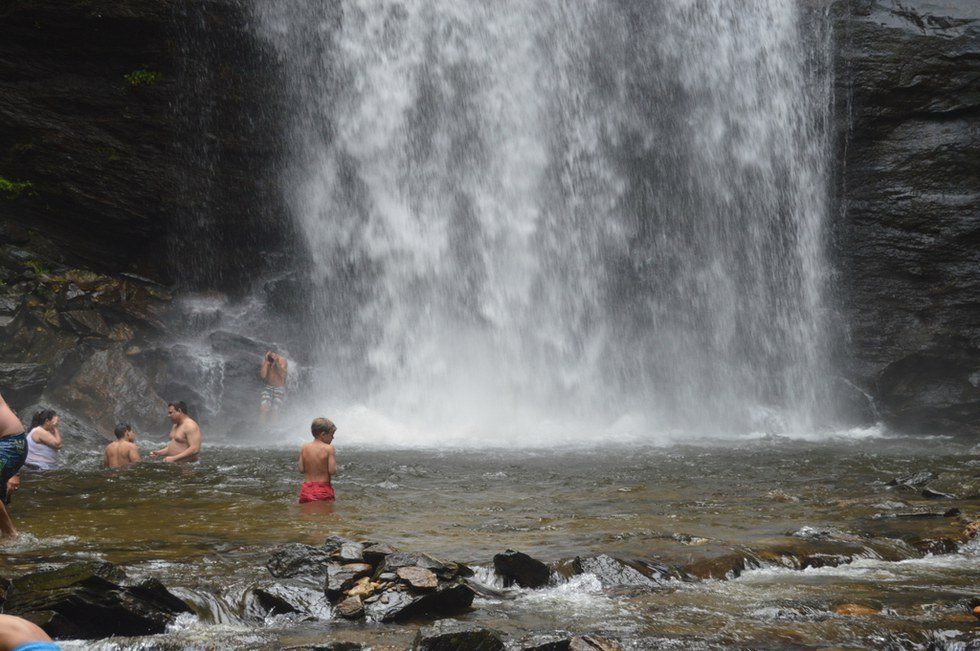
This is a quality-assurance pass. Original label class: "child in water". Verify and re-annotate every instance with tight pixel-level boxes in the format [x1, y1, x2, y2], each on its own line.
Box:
[298, 418, 337, 503]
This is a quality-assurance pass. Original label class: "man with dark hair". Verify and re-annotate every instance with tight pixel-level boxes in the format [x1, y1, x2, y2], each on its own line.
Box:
[259, 350, 288, 423]
[298, 417, 337, 504]
[150, 402, 202, 463]
[104, 423, 141, 468]
[0, 391, 27, 539]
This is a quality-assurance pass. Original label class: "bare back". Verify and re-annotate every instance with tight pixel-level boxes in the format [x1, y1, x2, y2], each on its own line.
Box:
[104, 441, 140, 468]
[299, 441, 334, 483]
[0, 393, 22, 437]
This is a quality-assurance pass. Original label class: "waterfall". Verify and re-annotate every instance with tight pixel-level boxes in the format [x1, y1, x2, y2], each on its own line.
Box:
[251, 0, 836, 443]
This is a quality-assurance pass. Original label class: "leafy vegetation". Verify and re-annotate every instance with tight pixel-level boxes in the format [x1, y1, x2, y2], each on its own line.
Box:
[124, 69, 161, 87]
[0, 176, 34, 200]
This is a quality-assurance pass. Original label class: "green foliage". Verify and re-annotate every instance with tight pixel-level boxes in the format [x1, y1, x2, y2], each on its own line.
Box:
[97, 146, 122, 162]
[124, 69, 161, 87]
[0, 176, 34, 200]
[26, 259, 50, 277]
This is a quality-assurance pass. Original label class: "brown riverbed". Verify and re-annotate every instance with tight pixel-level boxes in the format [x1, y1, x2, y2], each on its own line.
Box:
[3, 436, 978, 649]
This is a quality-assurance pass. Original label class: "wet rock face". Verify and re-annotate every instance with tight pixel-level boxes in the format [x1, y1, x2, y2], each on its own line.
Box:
[832, 0, 980, 437]
[0, 0, 288, 290]
[493, 550, 550, 589]
[571, 554, 672, 588]
[412, 620, 506, 651]
[266, 543, 334, 579]
[1, 562, 191, 640]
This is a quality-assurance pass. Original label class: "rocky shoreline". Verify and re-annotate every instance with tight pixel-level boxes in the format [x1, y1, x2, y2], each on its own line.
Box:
[4, 507, 977, 648]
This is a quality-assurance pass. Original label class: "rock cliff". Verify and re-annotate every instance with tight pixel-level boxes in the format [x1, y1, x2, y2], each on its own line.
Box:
[832, 0, 979, 436]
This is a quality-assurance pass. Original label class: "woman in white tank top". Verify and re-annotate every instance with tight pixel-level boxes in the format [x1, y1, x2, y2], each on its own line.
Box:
[25, 409, 61, 471]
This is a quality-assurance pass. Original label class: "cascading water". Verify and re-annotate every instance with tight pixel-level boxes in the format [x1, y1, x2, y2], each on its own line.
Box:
[252, 0, 837, 444]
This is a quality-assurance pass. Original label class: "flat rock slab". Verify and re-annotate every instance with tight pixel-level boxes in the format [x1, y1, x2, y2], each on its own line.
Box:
[267, 543, 334, 578]
[493, 550, 550, 589]
[412, 619, 505, 651]
[3, 563, 190, 640]
[396, 566, 438, 589]
[363, 543, 398, 567]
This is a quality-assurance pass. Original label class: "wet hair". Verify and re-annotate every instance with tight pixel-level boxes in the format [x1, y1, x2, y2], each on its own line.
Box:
[168, 401, 188, 415]
[311, 418, 336, 438]
[114, 423, 132, 439]
[30, 408, 57, 430]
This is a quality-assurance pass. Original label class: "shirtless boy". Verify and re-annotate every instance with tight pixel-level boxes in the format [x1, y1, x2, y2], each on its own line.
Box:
[104, 423, 141, 468]
[0, 391, 27, 538]
[150, 402, 202, 463]
[298, 418, 337, 503]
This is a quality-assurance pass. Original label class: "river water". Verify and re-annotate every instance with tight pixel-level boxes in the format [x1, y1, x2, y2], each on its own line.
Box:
[4, 436, 978, 649]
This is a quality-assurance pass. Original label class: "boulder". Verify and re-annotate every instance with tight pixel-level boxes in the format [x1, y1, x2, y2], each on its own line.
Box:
[493, 550, 550, 589]
[267, 543, 334, 579]
[571, 555, 669, 588]
[337, 595, 365, 620]
[365, 580, 475, 622]
[325, 563, 373, 600]
[0, 362, 52, 405]
[49, 346, 165, 437]
[363, 542, 398, 567]
[412, 619, 505, 651]
[3, 562, 190, 639]
[396, 566, 438, 590]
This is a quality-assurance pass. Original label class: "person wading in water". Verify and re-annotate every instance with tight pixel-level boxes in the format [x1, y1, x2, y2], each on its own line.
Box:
[150, 402, 202, 463]
[24, 409, 61, 471]
[0, 391, 28, 539]
[298, 418, 338, 506]
[104, 423, 141, 468]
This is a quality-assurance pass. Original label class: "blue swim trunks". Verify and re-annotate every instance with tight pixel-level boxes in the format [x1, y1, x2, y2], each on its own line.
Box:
[0, 432, 28, 504]
[13, 642, 61, 651]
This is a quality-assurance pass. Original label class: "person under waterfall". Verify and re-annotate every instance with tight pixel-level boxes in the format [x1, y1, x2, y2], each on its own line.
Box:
[150, 402, 202, 463]
[259, 350, 288, 423]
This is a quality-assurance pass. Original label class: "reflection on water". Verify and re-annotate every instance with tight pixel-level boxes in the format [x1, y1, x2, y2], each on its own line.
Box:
[5, 437, 979, 649]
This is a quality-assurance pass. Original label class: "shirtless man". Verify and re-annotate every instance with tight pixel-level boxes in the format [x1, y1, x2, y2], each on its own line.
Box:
[150, 402, 202, 463]
[259, 350, 288, 422]
[104, 423, 141, 468]
[0, 614, 56, 651]
[298, 418, 337, 503]
[0, 391, 28, 539]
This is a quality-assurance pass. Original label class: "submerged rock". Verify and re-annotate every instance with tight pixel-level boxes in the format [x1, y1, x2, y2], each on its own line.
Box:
[887, 470, 936, 487]
[833, 603, 879, 616]
[267, 543, 334, 578]
[519, 635, 622, 651]
[493, 550, 550, 589]
[3, 562, 190, 639]
[412, 619, 505, 651]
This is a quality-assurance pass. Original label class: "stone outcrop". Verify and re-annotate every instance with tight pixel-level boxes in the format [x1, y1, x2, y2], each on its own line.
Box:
[832, 0, 980, 437]
[0, 562, 191, 640]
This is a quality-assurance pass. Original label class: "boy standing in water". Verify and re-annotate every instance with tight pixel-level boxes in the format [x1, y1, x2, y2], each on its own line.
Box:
[104, 423, 141, 468]
[298, 418, 337, 503]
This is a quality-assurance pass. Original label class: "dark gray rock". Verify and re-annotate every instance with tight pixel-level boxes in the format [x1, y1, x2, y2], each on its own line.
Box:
[3, 562, 190, 640]
[376, 552, 448, 577]
[921, 488, 957, 499]
[571, 554, 670, 588]
[0, 362, 52, 405]
[493, 549, 550, 589]
[339, 542, 365, 562]
[412, 619, 505, 651]
[267, 543, 334, 579]
[365, 580, 476, 622]
[832, 0, 980, 437]
[363, 542, 398, 567]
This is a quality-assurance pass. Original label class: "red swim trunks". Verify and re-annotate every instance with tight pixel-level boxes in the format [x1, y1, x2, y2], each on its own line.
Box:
[299, 481, 335, 503]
